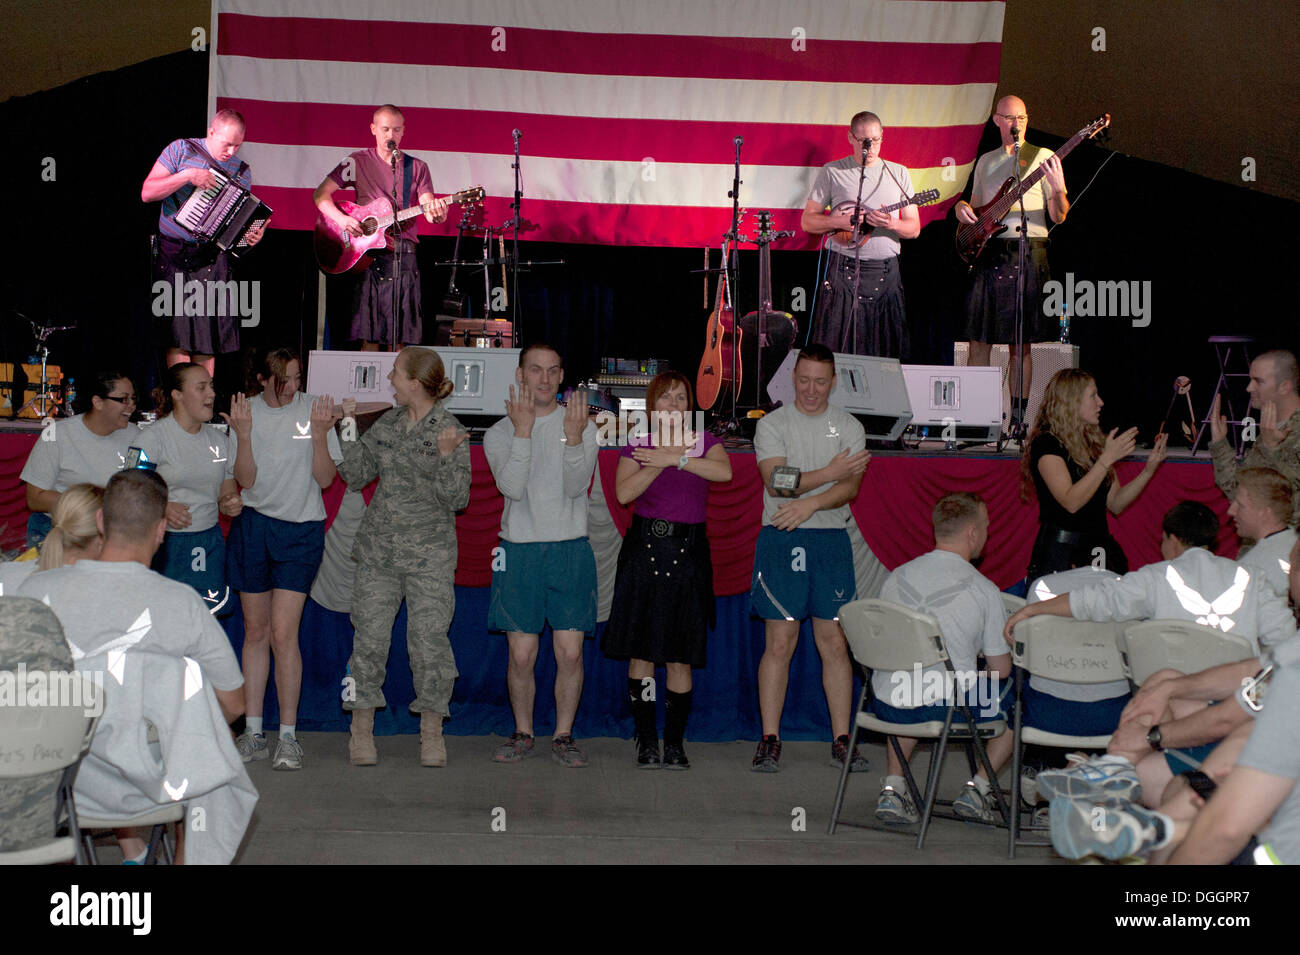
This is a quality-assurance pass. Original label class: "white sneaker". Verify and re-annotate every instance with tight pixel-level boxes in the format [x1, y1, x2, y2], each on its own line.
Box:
[952, 782, 998, 824]
[1050, 796, 1170, 860]
[272, 735, 303, 771]
[235, 731, 269, 762]
[1037, 753, 1140, 803]
[875, 785, 919, 824]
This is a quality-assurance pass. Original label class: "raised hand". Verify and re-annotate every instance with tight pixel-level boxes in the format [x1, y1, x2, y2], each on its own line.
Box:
[1145, 431, 1169, 471]
[1101, 427, 1138, 467]
[437, 425, 469, 457]
[564, 389, 589, 445]
[1260, 400, 1293, 449]
[505, 384, 536, 438]
[1209, 393, 1228, 444]
[311, 394, 341, 437]
[221, 392, 253, 439]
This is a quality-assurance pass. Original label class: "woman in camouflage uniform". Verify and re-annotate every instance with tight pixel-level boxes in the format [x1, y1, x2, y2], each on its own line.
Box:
[339, 347, 471, 767]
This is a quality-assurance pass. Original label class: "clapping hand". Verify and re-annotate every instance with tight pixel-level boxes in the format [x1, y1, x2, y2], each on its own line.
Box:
[437, 426, 469, 457]
[1260, 401, 1293, 449]
[1100, 427, 1138, 467]
[1144, 432, 1168, 472]
[311, 394, 340, 437]
[1209, 393, 1228, 444]
[505, 384, 536, 437]
[563, 389, 589, 445]
[221, 393, 253, 439]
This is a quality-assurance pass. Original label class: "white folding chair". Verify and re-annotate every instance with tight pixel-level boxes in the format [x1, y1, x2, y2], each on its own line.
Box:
[0, 679, 100, 865]
[829, 599, 1009, 848]
[1007, 615, 1125, 858]
[1118, 619, 1256, 687]
[1001, 592, 1027, 616]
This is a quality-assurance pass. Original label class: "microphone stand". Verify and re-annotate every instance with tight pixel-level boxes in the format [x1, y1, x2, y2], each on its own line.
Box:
[721, 136, 744, 433]
[1011, 129, 1029, 440]
[388, 141, 401, 353]
[847, 142, 871, 355]
[510, 130, 523, 344]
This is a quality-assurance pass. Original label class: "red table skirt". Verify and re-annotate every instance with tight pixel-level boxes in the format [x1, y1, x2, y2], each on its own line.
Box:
[0, 432, 1238, 594]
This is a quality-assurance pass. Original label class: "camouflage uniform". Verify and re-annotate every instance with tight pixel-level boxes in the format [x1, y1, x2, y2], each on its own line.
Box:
[338, 404, 471, 715]
[0, 597, 77, 853]
[1211, 408, 1300, 521]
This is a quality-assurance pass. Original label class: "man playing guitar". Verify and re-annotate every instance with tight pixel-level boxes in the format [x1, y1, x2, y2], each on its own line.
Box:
[955, 95, 1069, 429]
[801, 111, 920, 359]
[313, 104, 449, 350]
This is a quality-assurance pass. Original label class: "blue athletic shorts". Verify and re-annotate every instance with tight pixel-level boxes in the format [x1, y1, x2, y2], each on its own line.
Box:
[225, 507, 324, 595]
[154, 524, 233, 617]
[488, 538, 597, 635]
[870, 675, 1013, 725]
[749, 526, 855, 621]
[1020, 682, 1130, 736]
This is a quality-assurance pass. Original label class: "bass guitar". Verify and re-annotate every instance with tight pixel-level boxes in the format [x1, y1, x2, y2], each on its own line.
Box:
[955, 113, 1110, 266]
[738, 211, 797, 409]
[314, 186, 485, 274]
[831, 188, 940, 247]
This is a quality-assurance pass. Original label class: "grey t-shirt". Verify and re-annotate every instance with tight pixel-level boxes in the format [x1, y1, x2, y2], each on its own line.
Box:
[137, 416, 236, 532]
[875, 549, 1008, 705]
[240, 392, 343, 523]
[0, 560, 37, 596]
[1238, 528, 1297, 602]
[19, 415, 131, 492]
[970, 143, 1058, 239]
[1236, 661, 1300, 863]
[17, 559, 243, 691]
[483, 408, 598, 543]
[1027, 566, 1130, 701]
[806, 157, 914, 259]
[753, 403, 866, 529]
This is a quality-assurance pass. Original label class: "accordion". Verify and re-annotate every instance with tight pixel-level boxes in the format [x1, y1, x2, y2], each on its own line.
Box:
[173, 168, 273, 257]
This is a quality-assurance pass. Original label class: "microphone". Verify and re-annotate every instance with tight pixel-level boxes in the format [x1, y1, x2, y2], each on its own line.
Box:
[734, 136, 744, 147]
[1009, 125, 1021, 144]
[512, 129, 521, 142]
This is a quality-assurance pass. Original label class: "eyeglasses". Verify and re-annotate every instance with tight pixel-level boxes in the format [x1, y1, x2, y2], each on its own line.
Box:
[996, 113, 1028, 124]
[854, 135, 882, 147]
[104, 394, 137, 404]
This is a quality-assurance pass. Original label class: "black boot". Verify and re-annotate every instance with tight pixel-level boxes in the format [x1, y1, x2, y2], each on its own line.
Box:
[628, 677, 660, 768]
[662, 689, 692, 770]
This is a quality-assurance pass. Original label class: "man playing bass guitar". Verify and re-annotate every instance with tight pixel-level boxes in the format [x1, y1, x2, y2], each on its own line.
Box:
[313, 104, 449, 350]
[955, 95, 1069, 428]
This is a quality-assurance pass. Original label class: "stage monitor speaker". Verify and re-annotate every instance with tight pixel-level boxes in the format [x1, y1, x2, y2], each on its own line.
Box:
[306, 346, 519, 428]
[953, 342, 1079, 428]
[766, 351, 912, 440]
[900, 364, 1002, 444]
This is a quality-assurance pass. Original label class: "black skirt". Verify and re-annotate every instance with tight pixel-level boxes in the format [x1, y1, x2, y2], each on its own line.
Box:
[602, 516, 714, 668]
[962, 238, 1054, 344]
[1026, 523, 1129, 583]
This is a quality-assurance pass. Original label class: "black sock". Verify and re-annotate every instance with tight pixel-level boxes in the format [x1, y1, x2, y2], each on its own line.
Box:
[628, 677, 657, 741]
[664, 689, 692, 747]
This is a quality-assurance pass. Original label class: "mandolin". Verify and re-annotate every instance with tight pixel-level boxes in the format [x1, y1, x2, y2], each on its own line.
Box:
[830, 189, 940, 247]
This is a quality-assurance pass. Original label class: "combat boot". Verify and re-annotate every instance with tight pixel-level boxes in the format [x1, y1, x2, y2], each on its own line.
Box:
[421, 712, 447, 767]
[349, 708, 378, 766]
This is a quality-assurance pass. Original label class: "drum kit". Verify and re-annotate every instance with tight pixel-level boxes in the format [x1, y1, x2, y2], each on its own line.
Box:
[3, 312, 76, 420]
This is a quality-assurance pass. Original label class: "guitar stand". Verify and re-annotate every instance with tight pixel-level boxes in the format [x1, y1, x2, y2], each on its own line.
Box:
[17, 319, 75, 419]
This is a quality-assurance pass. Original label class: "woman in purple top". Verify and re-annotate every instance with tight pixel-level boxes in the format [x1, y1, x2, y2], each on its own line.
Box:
[602, 372, 732, 769]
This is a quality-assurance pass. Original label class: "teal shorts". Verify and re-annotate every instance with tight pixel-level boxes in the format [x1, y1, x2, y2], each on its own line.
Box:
[154, 524, 233, 618]
[749, 526, 855, 621]
[488, 538, 597, 635]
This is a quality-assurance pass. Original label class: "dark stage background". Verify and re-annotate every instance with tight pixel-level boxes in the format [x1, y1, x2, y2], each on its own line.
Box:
[1, 50, 1295, 437]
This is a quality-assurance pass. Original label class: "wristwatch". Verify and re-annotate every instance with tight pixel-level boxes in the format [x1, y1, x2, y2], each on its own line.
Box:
[1146, 724, 1163, 751]
[677, 454, 689, 470]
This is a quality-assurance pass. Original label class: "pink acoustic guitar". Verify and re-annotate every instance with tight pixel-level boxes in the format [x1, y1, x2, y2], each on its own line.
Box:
[313, 186, 485, 274]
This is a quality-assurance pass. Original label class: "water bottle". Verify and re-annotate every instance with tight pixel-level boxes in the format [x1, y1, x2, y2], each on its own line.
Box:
[1058, 313, 1071, 344]
[64, 378, 76, 415]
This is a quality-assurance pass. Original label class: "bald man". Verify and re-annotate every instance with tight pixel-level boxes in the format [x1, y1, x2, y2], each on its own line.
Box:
[955, 95, 1069, 429]
[314, 104, 449, 350]
[142, 108, 265, 376]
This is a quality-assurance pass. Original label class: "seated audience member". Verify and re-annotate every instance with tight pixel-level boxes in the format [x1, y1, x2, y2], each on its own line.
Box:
[20, 370, 135, 547]
[872, 492, 1013, 825]
[1231, 467, 1297, 600]
[0, 596, 80, 853]
[17, 468, 251, 864]
[0, 484, 105, 596]
[1049, 536, 1300, 862]
[1005, 501, 1296, 810]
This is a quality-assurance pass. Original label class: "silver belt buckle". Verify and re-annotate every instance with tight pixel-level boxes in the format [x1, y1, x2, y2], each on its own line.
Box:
[650, 519, 672, 538]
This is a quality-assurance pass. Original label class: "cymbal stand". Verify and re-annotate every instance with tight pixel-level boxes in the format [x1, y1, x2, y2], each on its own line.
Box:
[18, 319, 75, 418]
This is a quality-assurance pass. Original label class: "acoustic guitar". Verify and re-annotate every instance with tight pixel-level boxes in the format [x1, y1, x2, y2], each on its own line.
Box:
[696, 245, 740, 411]
[314, 186, 485, 274]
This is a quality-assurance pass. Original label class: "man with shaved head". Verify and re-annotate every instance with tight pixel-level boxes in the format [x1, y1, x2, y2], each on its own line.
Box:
[314, 104, 449, 350]
[1211, 349, 1300, 525]
[955, 95, 1070, 430]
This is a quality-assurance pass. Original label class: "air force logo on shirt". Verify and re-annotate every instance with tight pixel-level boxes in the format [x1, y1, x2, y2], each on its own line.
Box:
[209, 444, 227, 463]
[293, 421, 311, 439]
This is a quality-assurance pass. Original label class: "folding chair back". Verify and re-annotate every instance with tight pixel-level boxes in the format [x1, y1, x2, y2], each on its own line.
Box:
[1119, 619, 1256, 686]
[1012, 616, 1126, 686]
[1001, 593, 1027, 616]
[839, 598, 947, 673]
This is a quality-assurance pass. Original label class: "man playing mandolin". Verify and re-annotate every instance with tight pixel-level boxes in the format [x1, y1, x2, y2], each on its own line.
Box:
[955, 95, 1069, 430]
[801, 111, 920, 359]
[313, 104, 449, 350]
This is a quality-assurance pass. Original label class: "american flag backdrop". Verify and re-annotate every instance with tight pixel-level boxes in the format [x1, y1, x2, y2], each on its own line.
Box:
[210, 0, 1005, 249]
